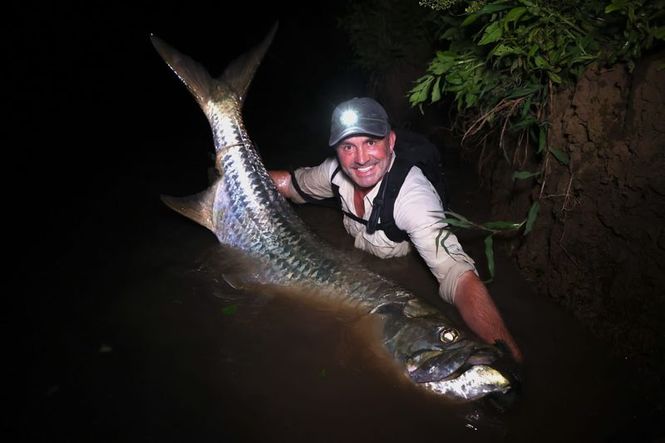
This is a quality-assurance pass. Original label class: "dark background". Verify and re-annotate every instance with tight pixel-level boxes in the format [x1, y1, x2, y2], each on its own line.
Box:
[8, 1, 371, 439]
[8, 1, 367, 265]
[9, 2, 663, 442]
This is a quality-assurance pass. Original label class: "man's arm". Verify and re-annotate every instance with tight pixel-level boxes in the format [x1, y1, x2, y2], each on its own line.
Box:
[454, 271, 523, 362]
[269, 158, 339, 203]
[392, 169, 522, 362]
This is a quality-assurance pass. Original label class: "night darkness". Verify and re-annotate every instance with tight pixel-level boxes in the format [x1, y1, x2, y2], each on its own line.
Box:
[9, 1, 370, 440]
[9, 1, 665, 442]
[9, 1, 365, 263]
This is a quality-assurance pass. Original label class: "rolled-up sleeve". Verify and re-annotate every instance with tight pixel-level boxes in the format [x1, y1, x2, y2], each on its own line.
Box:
[393, 168, 477, 304]
[290, 157, 339, 203]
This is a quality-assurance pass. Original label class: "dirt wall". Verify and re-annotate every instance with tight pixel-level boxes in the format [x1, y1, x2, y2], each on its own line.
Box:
[476, 51, 665, 402]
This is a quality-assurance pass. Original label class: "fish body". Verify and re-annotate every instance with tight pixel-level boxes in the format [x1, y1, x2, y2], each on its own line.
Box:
[151, 25, 513, 401]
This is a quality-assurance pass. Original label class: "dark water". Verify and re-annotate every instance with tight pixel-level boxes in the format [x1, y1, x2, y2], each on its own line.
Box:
[17, 154, 662, 442]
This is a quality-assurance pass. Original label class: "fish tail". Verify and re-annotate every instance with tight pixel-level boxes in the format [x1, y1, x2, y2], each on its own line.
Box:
[151, 24, 278, 233]
[150, 22, 278, 111]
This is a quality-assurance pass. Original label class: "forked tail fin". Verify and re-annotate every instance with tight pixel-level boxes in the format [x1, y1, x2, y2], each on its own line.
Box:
[150, 23, 278, 110]
[151, 24, 278, 232]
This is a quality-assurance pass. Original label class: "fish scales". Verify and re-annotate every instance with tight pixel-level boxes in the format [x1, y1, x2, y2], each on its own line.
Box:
[152, 24, 515, 402]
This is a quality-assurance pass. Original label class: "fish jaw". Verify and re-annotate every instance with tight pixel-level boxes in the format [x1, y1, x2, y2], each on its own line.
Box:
[420, 365, 512, 401]
[377, 303, 514, 401]
[406, 341, 500, 383]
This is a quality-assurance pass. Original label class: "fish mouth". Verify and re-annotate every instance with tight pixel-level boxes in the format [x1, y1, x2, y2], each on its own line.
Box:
[407, 342, 519, 402]
[406, 342, 501, 384]
[421, 365, 512, 401]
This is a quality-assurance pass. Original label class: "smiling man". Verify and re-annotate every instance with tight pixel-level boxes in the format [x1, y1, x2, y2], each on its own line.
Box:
[269, 97, 522, 362]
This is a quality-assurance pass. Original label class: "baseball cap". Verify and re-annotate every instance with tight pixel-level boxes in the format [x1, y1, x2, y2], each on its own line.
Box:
[328, 97, 390, 147]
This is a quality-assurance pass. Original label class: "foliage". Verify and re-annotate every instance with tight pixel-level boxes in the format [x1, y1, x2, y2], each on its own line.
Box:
[435, 201, 539, 281]
[411, 0, 663, 273]
[410, 0, 665, 149]
[339, 0, 663, 276]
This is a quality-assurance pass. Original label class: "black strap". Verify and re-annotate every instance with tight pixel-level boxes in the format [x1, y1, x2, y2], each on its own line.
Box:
[290, 170, 339, 209]
[369, 156, 412, 243]
[366, 169, 390, 235]
[330, 161, 411, 243]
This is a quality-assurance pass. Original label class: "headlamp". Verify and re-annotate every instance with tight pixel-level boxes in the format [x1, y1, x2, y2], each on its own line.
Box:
[340, 109, 358, 127]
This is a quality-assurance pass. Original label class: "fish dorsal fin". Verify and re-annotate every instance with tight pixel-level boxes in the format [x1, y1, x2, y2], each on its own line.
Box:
[160, 184, 217, 232]
[150, 35, 213, 111]
[219, 22, 278, 103]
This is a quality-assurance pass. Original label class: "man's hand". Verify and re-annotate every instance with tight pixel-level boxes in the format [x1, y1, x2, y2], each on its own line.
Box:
[453, 271, 523, 362]
[268, 170, 295, 199]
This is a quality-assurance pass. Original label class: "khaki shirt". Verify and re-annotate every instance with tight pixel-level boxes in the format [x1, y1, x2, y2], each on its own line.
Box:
[291, 155, 477, 304]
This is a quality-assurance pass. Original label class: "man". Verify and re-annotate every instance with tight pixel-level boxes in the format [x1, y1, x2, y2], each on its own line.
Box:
[269, 97, 522, 362]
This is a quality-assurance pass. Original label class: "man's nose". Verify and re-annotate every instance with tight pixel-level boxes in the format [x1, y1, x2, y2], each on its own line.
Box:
[355, 146, 369, 164]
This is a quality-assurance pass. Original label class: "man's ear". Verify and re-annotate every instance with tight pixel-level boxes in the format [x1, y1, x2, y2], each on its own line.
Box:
[388, 130, 397, 152]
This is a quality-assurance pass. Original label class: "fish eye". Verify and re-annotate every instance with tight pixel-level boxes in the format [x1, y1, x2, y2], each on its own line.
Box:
[438, 327, 459, 343]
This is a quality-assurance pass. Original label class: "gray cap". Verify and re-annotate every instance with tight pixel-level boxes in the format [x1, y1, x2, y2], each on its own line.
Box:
[328, 97, 390, 147]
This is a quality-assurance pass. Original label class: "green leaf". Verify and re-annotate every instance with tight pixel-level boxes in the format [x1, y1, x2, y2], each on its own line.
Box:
[437, 230, 453, 256]
[524, 201, 540, 235]
[547, 70, 562, 84]
[520, 96, 532, 118]
[528, 44, 539, 57]
[483, 221, 523, 230]
[538, 126, 547, 153]
[653, 26, 665, 40]
[462, 13, 479, 27]
[465, 93, 478, 108]
[440, 27, 459, 41]
[478, 3, 513, 15]
[549, 147, 570, 165]
[478, 22, 503, 45]
[492, 44, 523, 57]
[534, 55, 550, 68]
[222, 304, 237, 316]
[605, 3, 623, 14]
[503, 6, 528, 26]
[511, 115, 538, 131]
[431, 76, 442, 103]
[512, 170, 541, 180]
[506, 84, 541, 99]
[484, 235, 495, 281]
[440, 217, 473, 229]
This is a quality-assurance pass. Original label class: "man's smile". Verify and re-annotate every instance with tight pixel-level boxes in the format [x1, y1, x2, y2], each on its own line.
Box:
[354, 163, 378, 175]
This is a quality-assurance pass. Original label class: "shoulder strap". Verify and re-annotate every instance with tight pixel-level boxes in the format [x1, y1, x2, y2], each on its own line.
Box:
[367, 156, 412, 243]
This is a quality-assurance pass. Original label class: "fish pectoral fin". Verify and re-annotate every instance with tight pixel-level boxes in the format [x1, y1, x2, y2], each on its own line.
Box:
[161, 185, 217, 232]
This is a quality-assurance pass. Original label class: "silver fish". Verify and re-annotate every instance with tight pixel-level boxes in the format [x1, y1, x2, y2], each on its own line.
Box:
[151, 24, 512, 402]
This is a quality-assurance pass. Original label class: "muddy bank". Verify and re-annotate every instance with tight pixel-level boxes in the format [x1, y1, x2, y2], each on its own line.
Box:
[464, 50, 665, 412]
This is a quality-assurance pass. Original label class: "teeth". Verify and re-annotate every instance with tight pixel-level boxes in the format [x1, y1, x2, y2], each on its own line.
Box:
[357, 166, 373, 172]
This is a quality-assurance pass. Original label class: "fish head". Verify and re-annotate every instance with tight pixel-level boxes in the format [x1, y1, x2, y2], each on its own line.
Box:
[375, 300, 516, 401]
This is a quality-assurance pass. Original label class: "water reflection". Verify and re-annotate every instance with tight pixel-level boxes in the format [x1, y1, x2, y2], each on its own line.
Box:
[24, 202, 655, 442]
[112, 204, 646, 442]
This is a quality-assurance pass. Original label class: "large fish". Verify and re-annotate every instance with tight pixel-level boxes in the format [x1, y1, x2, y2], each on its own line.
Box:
[151, 24, 513, 401]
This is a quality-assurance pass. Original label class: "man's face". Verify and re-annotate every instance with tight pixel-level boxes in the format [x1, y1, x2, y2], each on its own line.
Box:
[335, 131, 396, 189]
